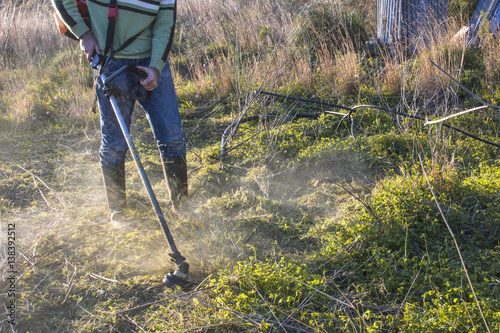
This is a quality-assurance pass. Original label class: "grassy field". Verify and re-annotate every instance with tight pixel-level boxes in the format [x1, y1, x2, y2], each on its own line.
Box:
[1, 0, 499, 332]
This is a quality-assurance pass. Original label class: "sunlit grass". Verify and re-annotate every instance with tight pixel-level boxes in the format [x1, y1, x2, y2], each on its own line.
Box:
[1, 0, 499, 332]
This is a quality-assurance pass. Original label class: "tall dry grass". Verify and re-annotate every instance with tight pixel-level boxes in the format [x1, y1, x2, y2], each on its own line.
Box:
[478, 15, 500, 86]
[175, 0, 475, 114]
[0, 0, 70, 68]
[0, 0, 495, 126]
[174, 0, 299, 98]
[369, 12, 472, 116]
[0, 0, 93, 127]
[174, 0, 375, 100]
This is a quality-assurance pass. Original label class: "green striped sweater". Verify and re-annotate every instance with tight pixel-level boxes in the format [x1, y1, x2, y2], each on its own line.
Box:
[52, 0, 176, 72]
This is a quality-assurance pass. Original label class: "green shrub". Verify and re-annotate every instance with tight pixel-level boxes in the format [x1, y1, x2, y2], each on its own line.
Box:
[294, 4, 370, 53]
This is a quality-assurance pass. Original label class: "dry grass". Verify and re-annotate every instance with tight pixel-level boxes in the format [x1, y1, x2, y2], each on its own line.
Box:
[178, 0, 298, 50]
[0, 0, 92, 131]
[174, 0, 374, 103]
[0, 0, 69, 68]
[0, 0, 482, 122]
[1, 0, 499, 331]
[478, 17, 500, 86]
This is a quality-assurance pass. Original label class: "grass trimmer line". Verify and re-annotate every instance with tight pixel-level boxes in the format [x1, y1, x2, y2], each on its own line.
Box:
[94, 57, 190, 289]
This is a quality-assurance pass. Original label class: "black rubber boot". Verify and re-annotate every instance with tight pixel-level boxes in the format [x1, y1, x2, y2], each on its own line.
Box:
[162, 155, 188, 214]
[101, 164, 128, 228]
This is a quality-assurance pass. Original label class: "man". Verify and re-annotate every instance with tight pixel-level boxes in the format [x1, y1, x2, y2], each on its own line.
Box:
[52, 0, 188, 227]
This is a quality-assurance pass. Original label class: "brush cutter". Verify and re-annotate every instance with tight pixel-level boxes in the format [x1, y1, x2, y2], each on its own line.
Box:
[93, 56, 190, 289]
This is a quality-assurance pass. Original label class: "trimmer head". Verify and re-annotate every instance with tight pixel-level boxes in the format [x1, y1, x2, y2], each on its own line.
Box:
[163, 261, 190, 289]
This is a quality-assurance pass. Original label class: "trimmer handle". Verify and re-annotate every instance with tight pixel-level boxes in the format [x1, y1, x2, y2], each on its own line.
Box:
[104, 64, 147, 83]
[91, 54, 150, 101]
[90, 53, 147, 81]
[90, 53, 105, 70]
[127, 65, 148, 80]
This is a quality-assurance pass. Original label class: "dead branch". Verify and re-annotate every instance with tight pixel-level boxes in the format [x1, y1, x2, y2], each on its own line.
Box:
[425, 105, 490, 125]
[88, 273, 119, 283]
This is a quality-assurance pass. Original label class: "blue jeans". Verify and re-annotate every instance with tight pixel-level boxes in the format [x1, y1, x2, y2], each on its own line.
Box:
[97, 58, 185, 167]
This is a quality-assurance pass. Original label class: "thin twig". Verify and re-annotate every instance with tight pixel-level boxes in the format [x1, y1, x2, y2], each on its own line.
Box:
[184, 296, 314, 333]
[13, 251, 51, 282]
[424, 105, 490, 125]
[419, 154, 491, 333]
[343, 306, 359, 333]
[463, 301, 478, 333]
[62, 263, 77, 304]
[76, 303, 96, 317]
[333, 181, 380, 221]
[242, 272, 287, 332]
[121, 314, 147, 332]
[388, 255, 425, 332]
[17, 165, 63, 211]
[88, 273, 119, 283]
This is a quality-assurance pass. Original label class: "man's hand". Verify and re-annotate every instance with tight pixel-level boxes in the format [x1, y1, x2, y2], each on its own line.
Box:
[79, 31, 101, 63]
[137, 66, 160, 91]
